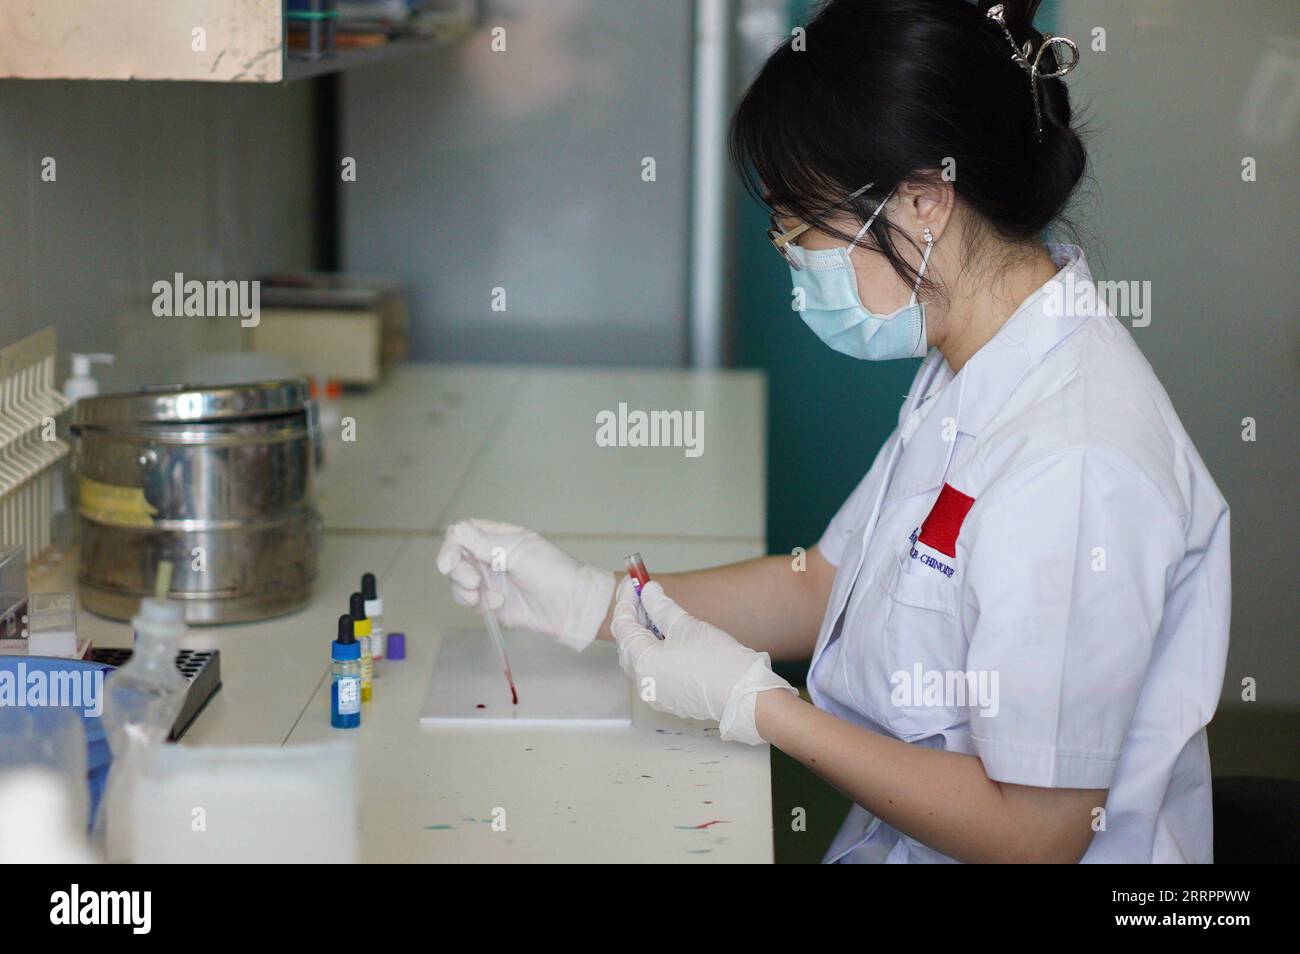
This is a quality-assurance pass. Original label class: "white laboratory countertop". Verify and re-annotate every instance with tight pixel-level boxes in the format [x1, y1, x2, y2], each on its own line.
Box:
[320, 363, 767, 541]
[315, 365, 525, 535]
[289, 536, 773, 863]
[33, 362, 772, 863]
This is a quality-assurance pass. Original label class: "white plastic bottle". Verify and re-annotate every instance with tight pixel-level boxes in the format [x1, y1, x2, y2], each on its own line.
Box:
[97, 597, 189, 862]
[63, 352, 114, 404]
[362, 572, 384, 675]
[57, 353, 115, 547]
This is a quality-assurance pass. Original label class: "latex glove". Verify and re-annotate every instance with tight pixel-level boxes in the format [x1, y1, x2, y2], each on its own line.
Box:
[610, 578, 794, 745]
[436, 518, 615, 651]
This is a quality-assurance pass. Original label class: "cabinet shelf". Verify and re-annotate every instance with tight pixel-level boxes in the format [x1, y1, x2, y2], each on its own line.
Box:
[0, 1, 474, 84]
[284, 35, 449, 82]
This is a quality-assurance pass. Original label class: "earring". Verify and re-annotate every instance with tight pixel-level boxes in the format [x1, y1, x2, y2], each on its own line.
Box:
[923, 227, 934, 245]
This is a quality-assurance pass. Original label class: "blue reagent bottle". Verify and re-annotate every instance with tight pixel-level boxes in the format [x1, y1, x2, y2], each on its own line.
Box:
[331, 614, 362, 729]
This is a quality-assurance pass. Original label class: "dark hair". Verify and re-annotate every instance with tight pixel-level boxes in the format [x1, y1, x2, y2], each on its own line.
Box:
[730, 0, 1087, 290]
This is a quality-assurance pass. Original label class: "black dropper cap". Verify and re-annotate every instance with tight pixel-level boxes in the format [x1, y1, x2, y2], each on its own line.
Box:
[349, 592, 367, 621]
[336, 614, 355, 644]
[361, 572, 378, 600]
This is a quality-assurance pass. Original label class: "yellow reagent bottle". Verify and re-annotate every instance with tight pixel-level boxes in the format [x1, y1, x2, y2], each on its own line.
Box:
[350, 592, 374, 703]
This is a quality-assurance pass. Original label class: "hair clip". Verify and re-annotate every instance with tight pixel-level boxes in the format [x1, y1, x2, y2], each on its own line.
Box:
[985, 3, 1080, 141]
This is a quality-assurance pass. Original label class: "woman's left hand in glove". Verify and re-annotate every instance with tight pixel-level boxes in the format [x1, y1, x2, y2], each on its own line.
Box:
[609, 577, 795, 745]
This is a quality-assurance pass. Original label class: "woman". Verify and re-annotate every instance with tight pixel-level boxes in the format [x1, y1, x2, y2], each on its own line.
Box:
[437, 0, 1230, 863]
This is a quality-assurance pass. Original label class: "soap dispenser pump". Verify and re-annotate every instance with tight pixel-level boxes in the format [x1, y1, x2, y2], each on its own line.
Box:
[64, 352, 114, 403]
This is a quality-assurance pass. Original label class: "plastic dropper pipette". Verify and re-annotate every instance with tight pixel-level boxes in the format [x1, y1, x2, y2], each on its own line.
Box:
[479, 578, 518, 706]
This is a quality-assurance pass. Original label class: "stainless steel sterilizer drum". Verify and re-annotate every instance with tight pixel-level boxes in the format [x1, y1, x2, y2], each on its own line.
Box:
[72, 379, 322, 624]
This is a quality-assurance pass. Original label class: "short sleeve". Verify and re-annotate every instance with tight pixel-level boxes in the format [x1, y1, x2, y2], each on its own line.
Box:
[963, 448, 1184, 790]
[817, 432, 900, 567]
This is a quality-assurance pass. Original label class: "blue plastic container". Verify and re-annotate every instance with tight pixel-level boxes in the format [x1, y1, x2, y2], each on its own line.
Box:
[0, 655, 118, 826]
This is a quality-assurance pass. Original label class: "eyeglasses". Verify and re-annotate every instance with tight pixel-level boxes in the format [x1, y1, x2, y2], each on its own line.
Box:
[766, 182, 878, 271]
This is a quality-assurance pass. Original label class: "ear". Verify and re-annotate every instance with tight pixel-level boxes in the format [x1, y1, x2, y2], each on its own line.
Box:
[892, 175, 955, 245]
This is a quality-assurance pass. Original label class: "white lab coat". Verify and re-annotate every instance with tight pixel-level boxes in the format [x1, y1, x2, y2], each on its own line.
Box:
[809, 246, 1230, 863]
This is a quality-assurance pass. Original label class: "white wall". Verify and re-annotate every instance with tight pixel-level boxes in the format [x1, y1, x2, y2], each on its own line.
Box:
[341, 0, 693, 366]
[0, 79, 318, 374]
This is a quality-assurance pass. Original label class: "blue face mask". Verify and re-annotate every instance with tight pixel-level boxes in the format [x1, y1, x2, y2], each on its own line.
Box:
[786, 194, 933, 361]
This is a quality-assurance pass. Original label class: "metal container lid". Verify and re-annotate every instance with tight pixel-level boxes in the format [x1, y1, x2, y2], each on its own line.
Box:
[74, 378, 310, 428]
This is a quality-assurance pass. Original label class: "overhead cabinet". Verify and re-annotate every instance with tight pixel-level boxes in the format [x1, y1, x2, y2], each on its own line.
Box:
[0, 0, 474, 83]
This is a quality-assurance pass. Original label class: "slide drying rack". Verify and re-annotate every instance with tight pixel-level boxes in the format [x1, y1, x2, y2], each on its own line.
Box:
[0, 329, 71, 563]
